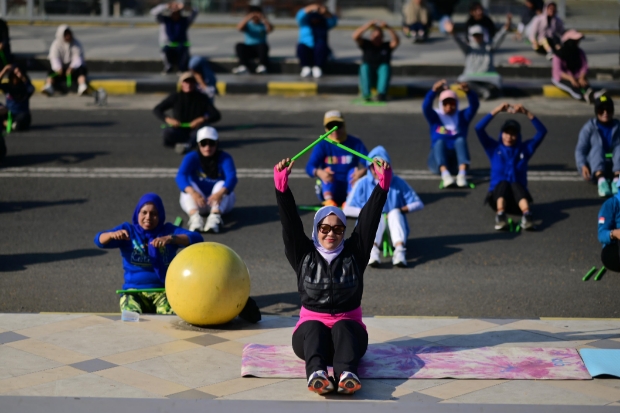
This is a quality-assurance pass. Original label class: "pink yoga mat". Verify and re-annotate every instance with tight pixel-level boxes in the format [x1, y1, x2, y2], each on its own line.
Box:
[241, 344, 591, 380]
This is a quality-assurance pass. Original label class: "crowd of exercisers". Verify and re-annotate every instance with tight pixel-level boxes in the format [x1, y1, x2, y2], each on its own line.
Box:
[0, 0, 618, 397]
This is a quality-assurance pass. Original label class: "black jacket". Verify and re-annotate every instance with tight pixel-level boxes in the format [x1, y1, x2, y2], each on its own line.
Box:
[153, 91, 221, 125]
[276, 184, 387, 314]
[466, 15, 497, 42]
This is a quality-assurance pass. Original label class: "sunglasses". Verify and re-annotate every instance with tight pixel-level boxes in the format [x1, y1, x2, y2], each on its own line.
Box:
[318, 224, 346, 235]
[597, 108, 613, 114]
[199, 139, 217, 147]
[325, 122, 344, 131]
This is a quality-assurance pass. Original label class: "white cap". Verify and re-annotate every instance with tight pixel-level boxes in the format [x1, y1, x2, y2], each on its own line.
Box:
[323, 110, 344, 126]
[468, 25, 484, 36]
[196, 126, 219, 143]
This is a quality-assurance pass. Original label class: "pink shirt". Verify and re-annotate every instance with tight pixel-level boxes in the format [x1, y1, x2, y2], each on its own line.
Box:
[552, 51, 588, 82]
[294, 306, 366, 332]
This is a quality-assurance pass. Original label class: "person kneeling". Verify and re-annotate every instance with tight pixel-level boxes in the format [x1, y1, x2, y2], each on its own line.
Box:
[344, 146, 423, 267]
[94, 193, 203, 314]
[475, 103, 547, 230]
[176, 126, 237, 234]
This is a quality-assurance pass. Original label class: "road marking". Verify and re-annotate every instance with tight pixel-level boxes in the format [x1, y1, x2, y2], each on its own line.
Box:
[0, 167, 583, 181]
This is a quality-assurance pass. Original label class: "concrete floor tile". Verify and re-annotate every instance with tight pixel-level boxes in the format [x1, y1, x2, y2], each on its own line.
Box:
[0, 314, 87, 332]
[219, 379, 324, 401]
[184, 334, 229, 347]
[99, 340, 202, 365]
[0, 366, 84, 395]
[588, 339, 620, 349]
[37, 321, 176, 358]
[208, 340, 246, 356]
[409, 320, 498, 342]
[363, 318, 466, 337]
[70, 358, 117, 373]
[131, 317, 207, 340]
[594, 378, 620, 392]
[504, 320, 605, 343]
[418, 380, 504, 400]
[366, 326, 409, 344]
[539, 320, 620, 341]
[5, 338, 91, 364]
[443, 380, 610, 405]
[378, 379, 454, 397]
[15, 315, 111, 338]
[167, 389, 216, 399]
[96, 366, 191, 396]
[234, 326, 294, 345]
[0, 346, 61, 380]
[397, 391, 443, 403]
[607, 402, 620, 406]
[126, 345, 241, 388]
[212, 328, 275, 341]
[197, 377, 286, 397]
[546, 380, 620, 403]
[433, 326, 560, 348]
[5, 373, 164, 398]
[0, 331, 28, 344]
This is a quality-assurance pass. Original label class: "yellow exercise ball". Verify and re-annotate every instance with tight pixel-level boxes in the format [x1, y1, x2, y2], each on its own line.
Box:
[165, 242, 251, 326]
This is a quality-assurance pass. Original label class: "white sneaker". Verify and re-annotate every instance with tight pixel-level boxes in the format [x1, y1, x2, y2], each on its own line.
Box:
[232, 65, 248, 75]
[338, 371, 361, 394]
[442, 174, 455, 188]
[188, 214, 205, 232]
[368, 245, 381, 267]
[78, 83, 88, 96]
[312, 66, 322, 78]
[255, 64, 267, 74]
[307, 370, 334, 395]
[42, 84, 54, 96]
[456, 173, 468, 188]
[204, 213, 223, 233]
[392, 245, 407, 268]
[300, 66, 312, 78]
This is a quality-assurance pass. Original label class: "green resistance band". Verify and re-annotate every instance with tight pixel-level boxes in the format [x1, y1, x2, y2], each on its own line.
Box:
[298, 205, 322, 211]
[0, 50, 7, 66]
[285, 126, 338, 166]
[167, 41, 191, 47]
[324, 137, 380, 165]
[116, 288, 166, 295]
[5, 111, 11, 133]
[66, 76, 72, 88]
[173, 216, 183, 226]
[606, 153, 613, 159]
[594, 266, 606, 281]
[582, 266, 597, 281]
[160, 122, 192, 129]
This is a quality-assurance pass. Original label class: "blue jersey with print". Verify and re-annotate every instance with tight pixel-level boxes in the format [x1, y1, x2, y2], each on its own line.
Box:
[305, 134, 368, 182]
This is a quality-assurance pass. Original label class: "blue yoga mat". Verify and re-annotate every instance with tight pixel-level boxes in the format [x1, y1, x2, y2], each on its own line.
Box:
[579, 349, 620, 377]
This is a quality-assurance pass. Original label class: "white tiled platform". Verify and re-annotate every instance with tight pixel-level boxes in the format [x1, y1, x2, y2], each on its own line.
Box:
[0, 313, 619, 408]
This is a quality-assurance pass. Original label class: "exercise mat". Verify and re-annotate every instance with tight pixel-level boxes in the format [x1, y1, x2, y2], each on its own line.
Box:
[242, 343, 591, 380]
[579, 349, 620, 378]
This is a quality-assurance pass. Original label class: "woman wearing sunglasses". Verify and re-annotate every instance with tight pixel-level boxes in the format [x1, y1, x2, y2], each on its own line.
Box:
[176, 126, 237, 233]
[274, 155, 390, 396]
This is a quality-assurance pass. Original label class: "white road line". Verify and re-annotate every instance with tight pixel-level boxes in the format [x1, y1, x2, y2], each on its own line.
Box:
[0, 167, 583, 181]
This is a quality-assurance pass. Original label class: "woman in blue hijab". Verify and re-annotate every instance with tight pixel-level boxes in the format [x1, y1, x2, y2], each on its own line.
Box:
[475, 103, 547, 231]
[95, 193, 203, 314]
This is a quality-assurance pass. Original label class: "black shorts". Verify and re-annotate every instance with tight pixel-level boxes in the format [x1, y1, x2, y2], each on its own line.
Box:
[485, 181, 533, 214]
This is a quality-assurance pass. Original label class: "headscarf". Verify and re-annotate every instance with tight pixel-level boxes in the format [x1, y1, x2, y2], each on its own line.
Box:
[312, 206, 347, 264]
[435, 89, 460, 135]
[497, 120, 523, 183]
[198, 146, 221, 179]
[132, 193, 168, 283]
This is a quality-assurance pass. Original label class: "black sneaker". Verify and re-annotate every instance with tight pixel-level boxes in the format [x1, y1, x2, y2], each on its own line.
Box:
[494, 212, 508, 231]
[521, 212, 535, 231]
[376, 93, 387, 102]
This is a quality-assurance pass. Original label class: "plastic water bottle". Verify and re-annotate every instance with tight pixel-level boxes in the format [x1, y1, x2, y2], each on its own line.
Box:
[121, 310, 140, 322]
[94, 88, 108, 106]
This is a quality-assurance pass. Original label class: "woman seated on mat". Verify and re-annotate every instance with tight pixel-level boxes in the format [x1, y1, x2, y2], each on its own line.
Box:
[94, 193, 203, 314]
[423, 79, 479, 189]
[475, 103, 547, 231]
[0, 64, 34, 131]
[274, 155, 390, 395]
[344, 146, 423, 268]
[597, 185, 620, 272]
[176, 126, 237, 234]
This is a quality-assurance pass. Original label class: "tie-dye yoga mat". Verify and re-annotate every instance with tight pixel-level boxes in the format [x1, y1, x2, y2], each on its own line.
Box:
[242, 344, 591, 380]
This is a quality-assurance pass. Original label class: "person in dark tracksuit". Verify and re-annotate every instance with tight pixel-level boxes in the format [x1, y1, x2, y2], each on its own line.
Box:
[598, 187, 620, 272]
[274, 156, 390, 395]
[475, 102, 547, 231]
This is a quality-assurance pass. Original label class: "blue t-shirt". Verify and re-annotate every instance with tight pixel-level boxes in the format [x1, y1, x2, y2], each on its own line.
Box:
[244, 21, 267, 45]
[176, 150, 238, 196]
[188, 56, 217, 87]
[94, 223, 203, 289]
[305, 135, 368, 182]
[597, 121, 614, 154]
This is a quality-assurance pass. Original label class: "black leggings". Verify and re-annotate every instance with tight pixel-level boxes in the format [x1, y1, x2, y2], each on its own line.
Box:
[485, 181, 533, 214]
[602, 243, 620, 272]
[161, 127, 198, 147]
[236, 43, 269, 67]
[292, 320, 368, 380]
[4, 112, 31, 131]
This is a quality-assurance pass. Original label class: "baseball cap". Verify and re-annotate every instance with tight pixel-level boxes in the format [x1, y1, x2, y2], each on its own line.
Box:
[561, 29, 584, 43]
[323, 110, 345, 126]
[196, 126, 219, 143]
[501, 119, 521, 135]
[594, 95, 614, 114]
[179, 71, 196, 83]
[439, 89, 458, 103]
[468, 25, 484, 36]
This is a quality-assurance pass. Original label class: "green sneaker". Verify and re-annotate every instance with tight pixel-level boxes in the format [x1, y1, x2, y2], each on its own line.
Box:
[598, 179, 612, 198]
[613, 179, 619, 195]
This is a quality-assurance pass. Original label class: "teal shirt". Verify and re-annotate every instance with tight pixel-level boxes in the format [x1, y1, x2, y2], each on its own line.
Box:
[244, 21, 267, 45]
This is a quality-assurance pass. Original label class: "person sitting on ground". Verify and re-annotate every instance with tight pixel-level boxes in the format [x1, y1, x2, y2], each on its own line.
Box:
[153, 72, 221, 154]
[176, 126, 237, 234]
[188, 56, 218, 100]
[551, 30, 603, 103]
[42, 25, 89, 96]
[444, 16, 510, 100]
[274, 156, 390, 395]
[576, 95, 620, 198]
[597, 181, 620, 272]
[0, 65, 34, 131]
[232, 5, 273, 75]
[423, 79, 479, 188]
[517, 0, 543, 41]
[429, 0, 459, 34]
[475, 103, 547, 231]
[306, 110, 368, 206]
[0, 17, 12, 68]
[296, 2, 338, 79]
[344, 146, 423, 268]
[529, 1, 564, 60]
[402, 0, 430, 43]
[94, 193, 203, 314]
[150, 2, 198, 73]
[352, 20, 399, 103]
[466, 1, 496, 43]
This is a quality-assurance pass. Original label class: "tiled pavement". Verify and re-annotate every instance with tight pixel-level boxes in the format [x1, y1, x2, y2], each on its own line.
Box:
[1, 313, 620, 408]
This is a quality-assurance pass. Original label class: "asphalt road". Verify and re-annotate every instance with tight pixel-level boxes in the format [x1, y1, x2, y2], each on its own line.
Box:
[0, 99, 617, 318]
